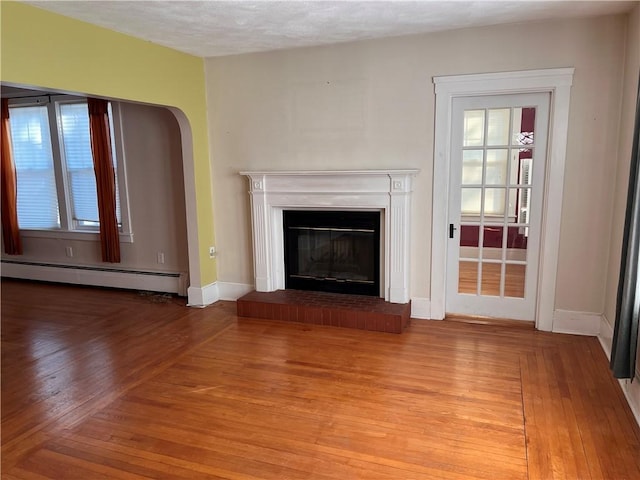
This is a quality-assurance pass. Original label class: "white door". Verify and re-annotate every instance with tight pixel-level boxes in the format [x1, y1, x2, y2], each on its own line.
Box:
[445, 93, 550, 321]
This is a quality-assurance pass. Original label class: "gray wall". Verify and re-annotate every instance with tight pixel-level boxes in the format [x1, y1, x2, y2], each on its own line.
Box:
[1, 101, 189, 276]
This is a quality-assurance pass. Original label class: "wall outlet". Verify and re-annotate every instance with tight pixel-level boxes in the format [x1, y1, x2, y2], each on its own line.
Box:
[209, 246, 216, 258]
[65, 246, 73, 258]
[157, 252, 165, 264]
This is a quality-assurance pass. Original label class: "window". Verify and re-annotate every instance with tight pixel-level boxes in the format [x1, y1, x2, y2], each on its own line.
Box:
[8, 103, 59, 229]
[8, 95, 130, 238]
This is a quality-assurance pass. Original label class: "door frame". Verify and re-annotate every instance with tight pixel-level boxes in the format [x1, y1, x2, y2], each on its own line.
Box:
[430, 68, 574, 331]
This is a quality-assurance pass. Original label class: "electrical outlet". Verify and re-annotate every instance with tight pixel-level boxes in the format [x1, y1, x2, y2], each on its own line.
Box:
[65, 246, 73, 258]
[209, 246, 216, 258]
[157, 252, 165, 264]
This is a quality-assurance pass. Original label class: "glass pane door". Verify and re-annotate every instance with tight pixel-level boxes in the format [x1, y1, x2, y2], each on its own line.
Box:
[446, 93, 550, 321]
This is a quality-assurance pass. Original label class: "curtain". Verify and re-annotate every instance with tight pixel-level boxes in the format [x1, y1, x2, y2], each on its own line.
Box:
[0, 98, 23, 255]
[611, 77, 640, 380]
[87, 98, 120, 263]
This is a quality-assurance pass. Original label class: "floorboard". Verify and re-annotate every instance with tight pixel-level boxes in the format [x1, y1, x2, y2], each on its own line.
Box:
[2, 279, 639, 479]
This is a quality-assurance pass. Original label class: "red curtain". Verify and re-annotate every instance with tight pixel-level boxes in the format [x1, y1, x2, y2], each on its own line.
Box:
[0, 99, 23, 255]
[88, 98, 120, 263]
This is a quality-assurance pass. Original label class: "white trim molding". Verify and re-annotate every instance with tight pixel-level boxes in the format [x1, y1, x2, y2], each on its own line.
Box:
[240, 170, 419, 304]
[552, 309, 602, 336]
[217, 282, 254, 301]
[598, 316, 640, 428]
[187, 282, 219, 307]
[598, 315, 614, 359]
[431, 68, 574, 330]
[410, 297, 432, 319]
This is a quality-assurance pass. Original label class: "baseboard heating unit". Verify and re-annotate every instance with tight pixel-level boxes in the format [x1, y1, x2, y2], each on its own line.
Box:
[1, 260, 187, 296]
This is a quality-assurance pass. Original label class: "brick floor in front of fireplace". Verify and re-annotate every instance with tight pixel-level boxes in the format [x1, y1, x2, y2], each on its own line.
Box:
[236, 290, 411, 333]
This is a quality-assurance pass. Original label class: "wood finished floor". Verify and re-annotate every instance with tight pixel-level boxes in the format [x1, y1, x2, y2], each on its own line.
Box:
[2, 280, 639, 479]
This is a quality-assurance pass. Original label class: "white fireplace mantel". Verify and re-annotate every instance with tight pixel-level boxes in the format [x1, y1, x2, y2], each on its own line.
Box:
[240, 169, 419, 304]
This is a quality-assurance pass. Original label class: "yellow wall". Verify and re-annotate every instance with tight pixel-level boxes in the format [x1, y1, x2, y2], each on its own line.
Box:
[0, 1, 216, 287]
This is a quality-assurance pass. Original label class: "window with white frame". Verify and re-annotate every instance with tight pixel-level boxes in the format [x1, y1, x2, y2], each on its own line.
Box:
[8, 95, 130, 237]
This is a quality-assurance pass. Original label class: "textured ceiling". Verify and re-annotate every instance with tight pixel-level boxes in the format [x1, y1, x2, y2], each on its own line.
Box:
[24, 0, 637, 57]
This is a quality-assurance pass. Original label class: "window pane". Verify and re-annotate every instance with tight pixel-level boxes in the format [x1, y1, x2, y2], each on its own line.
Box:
[59, 102, 120, 228]
[463, 110, 484, 147]
[484, 188, 505, 216]
[59, 103, 99, 225]
[481, 262, 502, 296]
[512, 107, 535, 146]
[487, 108, 510, 146]
[462, 150, 483, 185]
[486, 149, 508, 185]
[483, 226, 503, 249]
[505, 263, 526, 298]
[458, 261, 478, 294]
[461, 188, 482, 215]
[9, 105, 60, 229]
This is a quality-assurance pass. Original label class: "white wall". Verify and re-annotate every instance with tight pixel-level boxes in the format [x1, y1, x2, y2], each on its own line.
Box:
[206, 14, 628, 315]
[604, 5, 640, 333]
[1, 102, 189, 278]
[602, 3, 640, 417]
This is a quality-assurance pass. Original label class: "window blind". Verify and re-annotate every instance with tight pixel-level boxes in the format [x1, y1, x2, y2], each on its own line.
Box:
[9, 105, 60, 229]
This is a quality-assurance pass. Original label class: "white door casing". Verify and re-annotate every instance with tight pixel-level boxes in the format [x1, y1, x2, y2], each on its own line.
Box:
[431, 68, 574, 331]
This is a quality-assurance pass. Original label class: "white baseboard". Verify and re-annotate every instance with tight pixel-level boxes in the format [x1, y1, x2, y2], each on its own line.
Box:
[620, 377, 640, 429]
[598, 314, 640, 428]
[216, 282, 254, 301]
[187, 281, 253, 306]
[1, 260, 187, 296]
[411, 297, 433, 319]
[598, 314, 614, 359]
[187, 282, 219, 307]
[552, 309, 602, 336]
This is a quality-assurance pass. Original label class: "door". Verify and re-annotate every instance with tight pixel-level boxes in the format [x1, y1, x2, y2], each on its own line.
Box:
[446, 93, 550, 321]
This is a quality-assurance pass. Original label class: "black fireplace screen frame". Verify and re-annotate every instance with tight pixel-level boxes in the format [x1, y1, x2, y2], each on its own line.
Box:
[283, 210, 381, 297]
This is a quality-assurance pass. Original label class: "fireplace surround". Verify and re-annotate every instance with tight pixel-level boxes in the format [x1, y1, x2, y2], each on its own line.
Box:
[240, 170, 419, 304]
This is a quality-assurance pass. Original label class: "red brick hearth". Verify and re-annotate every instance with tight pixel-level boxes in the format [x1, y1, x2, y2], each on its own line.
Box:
[237, 290, 410, 333]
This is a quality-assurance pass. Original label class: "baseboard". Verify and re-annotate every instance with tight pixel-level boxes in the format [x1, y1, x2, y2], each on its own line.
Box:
[598, 314, 640, 428]
[598, 314, 614, 359]
[619, 377, 640, 429]
[217, 282, 254, 301]
[187, 281, 255, 306]
[552, 309, 602, 336]
[1, 260, 187, 296]
[411, 297, 432, 319]
[187, 282, 219, 307]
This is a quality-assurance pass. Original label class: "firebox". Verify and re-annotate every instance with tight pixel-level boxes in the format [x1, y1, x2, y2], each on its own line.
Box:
[283, 210, 381, 296]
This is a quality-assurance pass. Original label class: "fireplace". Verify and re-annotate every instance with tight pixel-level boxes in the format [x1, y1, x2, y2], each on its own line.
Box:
[240, 170, 419, 304]
[284, 210, 381, 296]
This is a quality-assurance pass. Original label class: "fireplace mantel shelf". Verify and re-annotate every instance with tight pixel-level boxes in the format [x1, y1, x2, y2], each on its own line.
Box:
[240, 169, 419, 304]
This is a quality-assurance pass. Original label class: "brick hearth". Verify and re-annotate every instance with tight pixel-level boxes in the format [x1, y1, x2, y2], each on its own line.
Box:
[237, 290, 410, 333]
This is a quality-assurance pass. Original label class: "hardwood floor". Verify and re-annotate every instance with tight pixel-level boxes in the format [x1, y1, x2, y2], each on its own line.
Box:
[2, 279, 639, 479]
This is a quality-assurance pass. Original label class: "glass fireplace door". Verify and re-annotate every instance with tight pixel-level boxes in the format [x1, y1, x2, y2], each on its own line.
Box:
[284, 211, 380, 296]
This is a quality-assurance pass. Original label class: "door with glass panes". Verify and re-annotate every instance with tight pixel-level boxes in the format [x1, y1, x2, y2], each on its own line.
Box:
[446, 93, 550, 321]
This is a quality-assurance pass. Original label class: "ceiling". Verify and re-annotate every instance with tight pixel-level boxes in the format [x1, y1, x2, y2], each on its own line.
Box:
[23, 1, 638, 58]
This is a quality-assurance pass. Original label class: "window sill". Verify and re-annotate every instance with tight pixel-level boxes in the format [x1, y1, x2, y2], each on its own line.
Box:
[20, 229, 134, 243]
